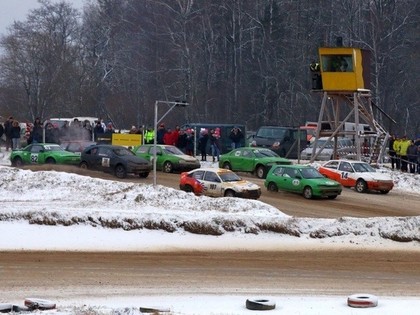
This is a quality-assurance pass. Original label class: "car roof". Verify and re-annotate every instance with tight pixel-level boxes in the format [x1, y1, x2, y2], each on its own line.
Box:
[190, 167, 233, 173]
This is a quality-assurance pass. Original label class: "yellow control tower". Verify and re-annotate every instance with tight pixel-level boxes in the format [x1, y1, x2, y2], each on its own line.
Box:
[310, 45, 390, 164]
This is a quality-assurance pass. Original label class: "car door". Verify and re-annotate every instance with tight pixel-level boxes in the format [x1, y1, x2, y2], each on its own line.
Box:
[202, 171, 223, 197]
[28, 144, 46, 164]
[226, 149, 243, 170]
[337, 161, 356, 187]
[95, 147, 113, 172]
[276, 168, 297, 192]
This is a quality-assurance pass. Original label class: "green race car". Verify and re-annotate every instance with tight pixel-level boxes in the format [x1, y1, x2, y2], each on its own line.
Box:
[219, 147, 292, 179]
[132, 144, 201, 173]
[264, 164, 342, 199]
[10, 143, 81, 167]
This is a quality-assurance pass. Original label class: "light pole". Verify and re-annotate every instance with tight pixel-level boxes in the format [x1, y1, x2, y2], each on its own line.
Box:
[153, 100, 190, 187]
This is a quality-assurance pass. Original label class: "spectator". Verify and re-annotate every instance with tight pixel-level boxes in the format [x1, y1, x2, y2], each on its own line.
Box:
[198, 128, 209, 161]
[185, 129, 195, 156]
[0, 121, 4, 150]
[93, 121, 104, 141]
[393, 136, 401, 170]
[388, 134, 396, 170]
[407, 140, 417, 174]
[31, 117, 43, 144]
[4, 116, 14, 150]
[104, 123, 115, 134]
[209, 128, 221, 162]
[45, 122, 59, 143]
[11, 120, 21, 150]
[229, 127, 244, 150]
[156, 123, 166, 144]
[177, 129, 187, 152]
[399, 135, 410, 172]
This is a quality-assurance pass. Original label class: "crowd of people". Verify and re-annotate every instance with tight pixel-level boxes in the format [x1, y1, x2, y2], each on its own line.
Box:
[388, 134, 420, 174]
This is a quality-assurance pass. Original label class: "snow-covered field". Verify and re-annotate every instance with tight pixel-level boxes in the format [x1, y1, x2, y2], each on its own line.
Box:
[0, 150, 419, 314]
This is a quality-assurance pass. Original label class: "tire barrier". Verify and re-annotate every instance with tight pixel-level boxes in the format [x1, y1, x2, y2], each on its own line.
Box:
[24, 298, 56, 310]
[0, 304, 29, 313]
[347, 293, 378, 308]
[245, 298, 276, 311]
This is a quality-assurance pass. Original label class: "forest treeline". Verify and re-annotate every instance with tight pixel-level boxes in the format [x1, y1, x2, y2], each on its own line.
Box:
[0, 0, 419, 137]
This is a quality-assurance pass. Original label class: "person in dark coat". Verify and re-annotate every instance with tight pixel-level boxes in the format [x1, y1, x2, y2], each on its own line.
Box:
[407, 140, 418, 174]
[31, 117, 43, 144]
[11, 120, 21, 150]
[229, 127, 244, 150]
[197, 129, 209, 161]
[4, 116, 14, 150]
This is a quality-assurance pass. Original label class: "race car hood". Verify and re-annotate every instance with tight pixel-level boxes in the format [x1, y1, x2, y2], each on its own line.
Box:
[225, 180, 260, 191]
[316, 178, 341, 186]
[355, 172, 392, 181]
[177, 154, 199, 162]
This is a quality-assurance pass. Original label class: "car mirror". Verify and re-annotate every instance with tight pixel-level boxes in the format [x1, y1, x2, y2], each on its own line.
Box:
[295, 175, 302, 179]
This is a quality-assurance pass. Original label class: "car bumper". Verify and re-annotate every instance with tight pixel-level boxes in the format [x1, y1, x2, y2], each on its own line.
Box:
[235, 188, 262, 199]
[367, 181, 394, 192]
[316, 187, 342, 197]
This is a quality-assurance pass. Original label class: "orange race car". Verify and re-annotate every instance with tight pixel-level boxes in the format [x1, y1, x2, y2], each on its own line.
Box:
[318, 160, 394, 194]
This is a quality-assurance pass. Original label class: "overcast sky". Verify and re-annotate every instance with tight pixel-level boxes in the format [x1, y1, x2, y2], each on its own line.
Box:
[0, 0, 86, 36]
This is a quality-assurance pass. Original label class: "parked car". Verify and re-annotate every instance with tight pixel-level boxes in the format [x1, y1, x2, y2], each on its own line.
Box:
[318, 159, 394, 194]
[10, 143, 81, 167]
[79, 144, 152, 179]
[132, 144, 201, 173]
[60, 140, 96, 153]
[264, 164, 342, 199]
[219, 147, 292, 179]
[179, 168, 261, 199]
[300, 137, 354, 161]
[250, 126, 307, 159]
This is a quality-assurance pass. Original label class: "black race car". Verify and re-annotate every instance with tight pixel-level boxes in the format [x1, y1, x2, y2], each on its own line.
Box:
[79, 144, 152, 178]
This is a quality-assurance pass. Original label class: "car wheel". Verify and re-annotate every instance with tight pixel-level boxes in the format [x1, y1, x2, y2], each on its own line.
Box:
[12, 157, 23, 167]
[267, 182, 278, 192]
[222, 162, 232, 170]
[163, 161, 173, 173]
[184, 185, 194, 193]
[79, 161, 89, 169]
[355, 179, 367, 193]
[139, 172, 149, 178]
[45, 157, 56, 164]
[380, 190, 390, 194]
[328, 195, 338, 199]
[245, 299, 276, 311]
[224, 190, 235, 197]
[303, 186, 313, 199]
[255, 165, 266, 179]
[115, 164, 127, 178]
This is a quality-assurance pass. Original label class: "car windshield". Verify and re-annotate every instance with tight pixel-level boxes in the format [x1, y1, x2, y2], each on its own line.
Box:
[352, 162, 376, 172]
[300, 167, 325, 179]
[253, 149, 279, 158]
[113, 147, 135, 156]
[163, 146, 185, 155]
[219, 172, 241, 182]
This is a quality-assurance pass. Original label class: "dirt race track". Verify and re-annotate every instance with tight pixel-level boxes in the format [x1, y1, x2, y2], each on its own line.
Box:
[1, 165, 419, 302]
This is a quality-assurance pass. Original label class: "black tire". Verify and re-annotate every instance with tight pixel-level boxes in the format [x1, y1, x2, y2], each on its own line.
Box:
[139, 172, 149, 178]
[114, 164, 127, 179]
[303, 186, 313, 199]
[380, 190, 390, 194]
[184, 185, 194, 193]
[222, 162, 232, 170]
[267, 182, 278, 192]
[224, 190, 235, 197]
[24, 298, 56, 310]
[347, 294, 378, 308]
[255, 165, 266, 179]
[163, 161, 173, 173]
[245, 298, 276, 311]
[79, 161, 89, 169]
[45, 157, 56, 164]
[328, 195, 338, 199]
[12, 157, 23, 167]
[355, 179, 367, 193]
[139, 306, 170, 313]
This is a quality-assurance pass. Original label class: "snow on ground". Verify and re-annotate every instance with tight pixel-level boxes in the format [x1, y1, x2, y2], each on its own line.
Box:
[0, 150, 419, 314]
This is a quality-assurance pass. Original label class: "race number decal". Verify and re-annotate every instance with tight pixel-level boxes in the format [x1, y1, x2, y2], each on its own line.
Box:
[341, 172, 348, 179]
[30, 154, 39, 163]
[209, 184, 217, 190]
[101, 157, 110, 167]
[292, 179, 300, 186]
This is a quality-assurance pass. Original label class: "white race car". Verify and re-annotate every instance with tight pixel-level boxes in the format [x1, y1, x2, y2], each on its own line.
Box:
[318, 160, 394, 194]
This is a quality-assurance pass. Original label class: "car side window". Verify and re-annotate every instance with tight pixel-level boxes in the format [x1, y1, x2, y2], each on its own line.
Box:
[338, 162, 352, 172]
[283, 168, 295, 178]
[97, 147, 110, 156]
[204, 171, 220, 182]
[30, 145, 43, 153]
[191, 170, 205, 180]
[273, 167, 283, 176]
[325, 161, 339, 169]
[242, 150, 252, 158]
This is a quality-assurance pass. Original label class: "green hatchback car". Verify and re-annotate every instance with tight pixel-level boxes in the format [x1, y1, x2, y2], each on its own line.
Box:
[10, 143, 81, 167]
[219, 147, 292, 179]
[264, 164, 342, 199]
[132, 144, 201, 173]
